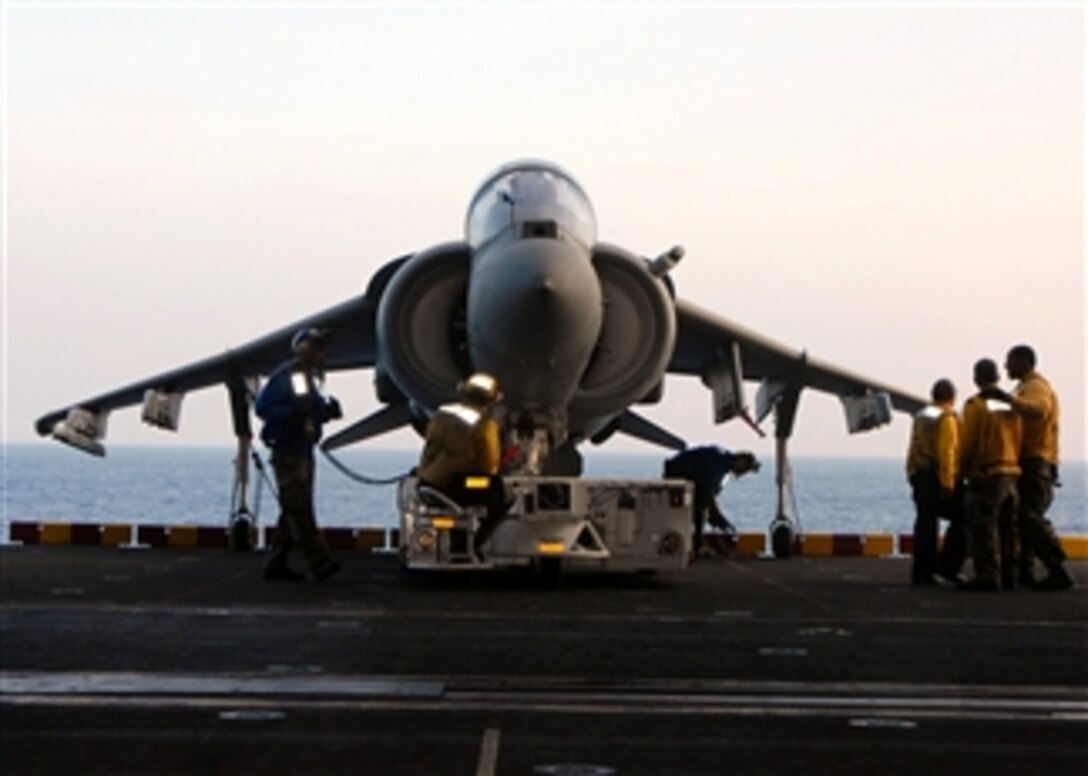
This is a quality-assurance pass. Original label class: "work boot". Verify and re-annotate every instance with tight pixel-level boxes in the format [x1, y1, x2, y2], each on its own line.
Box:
[1001, 569, 1017, 591]
[957, 577, 999, 592]
[264, 565, 305, 582]
[934, 571, 966, 588]
[1032, 566, 1074, 592]
[912, 571, 937, 587]
[1019, 557, 1037, 588]
[313, 558, 342, 582]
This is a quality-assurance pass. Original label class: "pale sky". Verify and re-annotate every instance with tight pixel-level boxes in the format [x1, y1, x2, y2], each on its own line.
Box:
[4, 1, 1085, 462]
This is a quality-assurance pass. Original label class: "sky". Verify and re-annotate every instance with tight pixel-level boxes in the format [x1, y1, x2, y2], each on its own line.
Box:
[3, 1, 1085, 464]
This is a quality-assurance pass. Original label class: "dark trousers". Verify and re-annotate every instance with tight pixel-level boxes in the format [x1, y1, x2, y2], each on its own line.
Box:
[266, 454, 333, 574]
[911, 472, 966, 582]
[691, 505, 705, 553]
[690, 501, 724, 554]
[936, 504, 968, 580]
[910, 471, 941, 583]
[1018, 458, 1066, 573]
[964, 475, 1018, 585]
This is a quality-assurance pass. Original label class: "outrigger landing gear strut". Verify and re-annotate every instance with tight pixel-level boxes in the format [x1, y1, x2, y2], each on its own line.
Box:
[227, 375, 260, 552]
[229, 436, 259, 552]
[768, 384, 802, 559]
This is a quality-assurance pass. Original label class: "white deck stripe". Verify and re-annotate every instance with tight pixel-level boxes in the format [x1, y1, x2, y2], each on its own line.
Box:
[3, 672, 1086, 723]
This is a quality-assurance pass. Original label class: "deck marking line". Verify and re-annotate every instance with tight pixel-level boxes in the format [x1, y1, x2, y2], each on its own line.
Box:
[849, 717, 918, 729]
[476, 726, 501, 776]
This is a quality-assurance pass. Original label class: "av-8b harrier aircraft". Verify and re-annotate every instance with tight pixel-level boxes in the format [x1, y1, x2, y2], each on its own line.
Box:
[36, 159, 925, 556]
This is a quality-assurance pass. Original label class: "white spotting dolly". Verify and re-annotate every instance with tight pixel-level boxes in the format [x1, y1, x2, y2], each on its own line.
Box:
[397, 475, 694, 581]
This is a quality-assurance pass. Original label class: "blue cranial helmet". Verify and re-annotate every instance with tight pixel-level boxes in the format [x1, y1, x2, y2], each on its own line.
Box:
[291, 328, 329, 353]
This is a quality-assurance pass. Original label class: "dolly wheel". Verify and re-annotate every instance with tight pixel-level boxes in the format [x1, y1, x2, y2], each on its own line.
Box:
[539, 557, 562, 589]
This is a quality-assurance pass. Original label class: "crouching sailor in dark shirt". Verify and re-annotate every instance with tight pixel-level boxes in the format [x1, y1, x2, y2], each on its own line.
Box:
[664, 446, 760, 557]
[256, 328, 343, 582]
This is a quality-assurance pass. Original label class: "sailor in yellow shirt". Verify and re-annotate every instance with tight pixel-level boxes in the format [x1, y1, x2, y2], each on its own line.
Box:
[905, 379, 962, 585]
[418, 373, 505, 557]
[958, 359, 1021, 591]
[1003, 345, 1073, 591]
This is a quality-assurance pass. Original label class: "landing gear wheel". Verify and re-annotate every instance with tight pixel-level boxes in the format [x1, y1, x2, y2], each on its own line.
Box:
[770, 520, 794, 559]
[229, 515, 255, 552]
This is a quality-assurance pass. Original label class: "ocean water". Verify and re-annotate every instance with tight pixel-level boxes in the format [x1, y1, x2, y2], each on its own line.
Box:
[2, 444, 1085, 539]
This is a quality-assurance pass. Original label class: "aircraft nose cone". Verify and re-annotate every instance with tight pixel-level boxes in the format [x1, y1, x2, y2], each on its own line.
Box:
[467, 238, 603, 406]
[474, 239, 599, 347]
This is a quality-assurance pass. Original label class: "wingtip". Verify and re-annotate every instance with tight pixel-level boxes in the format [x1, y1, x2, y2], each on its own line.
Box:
[34, 413, 62, 437]
[35, 407, 108, 457]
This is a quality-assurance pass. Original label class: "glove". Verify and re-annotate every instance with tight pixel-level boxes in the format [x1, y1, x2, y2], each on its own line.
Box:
[709, 514, 736, 535]
[326, 397, 343, 420]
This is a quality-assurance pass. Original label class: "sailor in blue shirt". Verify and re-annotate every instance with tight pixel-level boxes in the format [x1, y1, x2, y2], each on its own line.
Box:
[256, 328, 343, 582]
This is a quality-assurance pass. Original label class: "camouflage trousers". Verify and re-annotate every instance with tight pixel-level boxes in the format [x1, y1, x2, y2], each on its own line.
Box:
[963, 475, 1018, 585]
[266, 454, 335, 576]
[1018, 458, 1066, 572]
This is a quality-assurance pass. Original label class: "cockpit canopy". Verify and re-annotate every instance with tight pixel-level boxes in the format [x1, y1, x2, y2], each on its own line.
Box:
[464, 160, 597, 251]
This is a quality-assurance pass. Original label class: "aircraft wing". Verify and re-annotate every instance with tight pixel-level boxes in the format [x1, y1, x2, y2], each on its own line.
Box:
[34, 256, 410, 444]
[668, 298, 926, 427]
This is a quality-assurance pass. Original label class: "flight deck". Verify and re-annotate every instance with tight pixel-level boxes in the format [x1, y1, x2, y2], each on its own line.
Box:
[2, 545, 1086, 775]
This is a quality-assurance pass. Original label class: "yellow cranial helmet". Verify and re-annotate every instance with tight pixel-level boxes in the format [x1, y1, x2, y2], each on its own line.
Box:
[458, 373, 502, 405]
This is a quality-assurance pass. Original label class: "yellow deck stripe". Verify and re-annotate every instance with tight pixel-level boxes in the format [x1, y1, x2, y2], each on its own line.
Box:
[800, 533, 835, 557]
[863, 534, 895, 557]
[39, 524, 72, 545]
[100, 525, 131, 546]
[167, 526, 199, 548]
